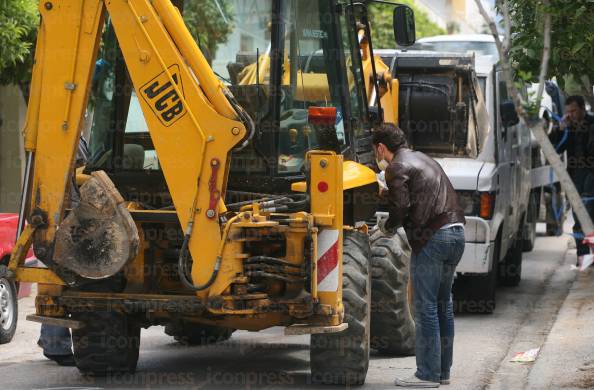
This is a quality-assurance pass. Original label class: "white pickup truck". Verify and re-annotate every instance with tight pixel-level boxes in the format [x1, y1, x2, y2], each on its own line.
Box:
[378, 50, 534, 313]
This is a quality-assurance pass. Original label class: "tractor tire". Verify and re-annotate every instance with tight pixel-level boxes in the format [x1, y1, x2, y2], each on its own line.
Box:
[310, 230, 371, 385]
[499, 234, 523, 287]
[0, 265, 17, 344]
[165, 322, 234, 345]
[72, 311, 140, 375]
[369, 229, 415, 355]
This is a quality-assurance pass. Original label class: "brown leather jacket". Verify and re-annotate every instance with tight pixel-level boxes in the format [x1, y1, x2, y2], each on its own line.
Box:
[384, 147, 465, 254]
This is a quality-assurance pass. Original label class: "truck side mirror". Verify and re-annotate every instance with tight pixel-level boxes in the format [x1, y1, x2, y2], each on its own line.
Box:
[500, 100, 519, 128]
[393, 5, 416, 47]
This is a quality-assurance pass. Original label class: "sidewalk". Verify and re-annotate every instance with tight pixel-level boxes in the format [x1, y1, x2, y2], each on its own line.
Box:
[526, 262, 594, 389]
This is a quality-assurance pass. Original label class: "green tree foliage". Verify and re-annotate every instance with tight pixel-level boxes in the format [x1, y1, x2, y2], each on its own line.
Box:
[0, 0, 39, 86]
[507, 0, 594, 98]
[182, 0, 234, 60]
[368, 0, 446, 49]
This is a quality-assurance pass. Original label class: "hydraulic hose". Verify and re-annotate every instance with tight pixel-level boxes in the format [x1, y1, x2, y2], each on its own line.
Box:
[224, 88, 255, 151]
[178, 213, 244, 291]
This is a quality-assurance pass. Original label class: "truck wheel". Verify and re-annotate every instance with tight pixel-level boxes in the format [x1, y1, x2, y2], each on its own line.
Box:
[453, 237, 499, 314]
[499, 234, 523, 287]
[369, 229, 415, 355]
[0, 265, 17, 344]
[522, 195, 538, 252]
[310, 230, 371, 385]
[72, 311, 140, 375]
[546, 222, 562, 237]
[545, 190, 564, 236]
[165, 321, 234, 345]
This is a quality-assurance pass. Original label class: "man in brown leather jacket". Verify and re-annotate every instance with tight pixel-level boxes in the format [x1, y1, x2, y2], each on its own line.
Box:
[373, 124, 465, 388]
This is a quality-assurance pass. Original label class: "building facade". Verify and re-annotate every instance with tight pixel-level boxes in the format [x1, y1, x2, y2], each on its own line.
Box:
[414, 0, 496, 34]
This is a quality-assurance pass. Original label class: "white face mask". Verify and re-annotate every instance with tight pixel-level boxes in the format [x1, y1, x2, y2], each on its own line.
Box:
[376, 158, 389, 171]
[375, 145, 389, 171]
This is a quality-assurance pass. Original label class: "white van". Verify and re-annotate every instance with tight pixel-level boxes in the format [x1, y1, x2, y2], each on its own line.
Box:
[412, 34, 567, 236]
[378, 50, 533, 313]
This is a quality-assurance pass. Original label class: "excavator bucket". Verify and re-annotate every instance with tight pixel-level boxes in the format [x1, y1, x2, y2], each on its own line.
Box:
[53, 171, 139, 279]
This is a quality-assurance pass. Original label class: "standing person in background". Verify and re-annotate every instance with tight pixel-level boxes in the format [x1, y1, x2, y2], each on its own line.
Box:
[550, 95, 594, 265]
[37, 136, 89, 366]
[372, 124, 465, 388]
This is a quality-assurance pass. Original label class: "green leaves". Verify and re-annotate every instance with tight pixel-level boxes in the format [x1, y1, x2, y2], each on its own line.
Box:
[516, 69, 534, 82]
[508, 0, 594, 96]
[571, 41, 586, 55]
[0, 0, 38, 86]
[182, 0, 234, 60]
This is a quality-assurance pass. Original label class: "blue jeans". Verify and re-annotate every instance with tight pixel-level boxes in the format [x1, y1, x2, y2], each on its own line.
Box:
[411, 226, 465, 382]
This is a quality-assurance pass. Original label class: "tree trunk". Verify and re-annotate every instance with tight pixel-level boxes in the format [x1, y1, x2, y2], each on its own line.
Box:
[530, 122, 594, 234]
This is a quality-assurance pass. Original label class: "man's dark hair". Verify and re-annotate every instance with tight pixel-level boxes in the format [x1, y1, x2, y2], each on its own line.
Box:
[566, 95, 585, 109]
[372, 123, 408, 152]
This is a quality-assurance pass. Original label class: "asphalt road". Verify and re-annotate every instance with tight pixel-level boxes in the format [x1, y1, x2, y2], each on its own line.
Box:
[0, 227, 575, 390]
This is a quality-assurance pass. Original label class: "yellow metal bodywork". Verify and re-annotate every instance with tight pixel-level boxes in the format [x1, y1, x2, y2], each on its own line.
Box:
[8, 224, 64, 285]
[291, 160, 377, 193]
[358, 26, 399, 125]
[24, 0, 105, 260]
[240, 52, 333, 103]
[13, 0, 248, 297]
[106, 0, 246, 293]
[309, 152, 344, 325]
[10, 0, 386, 334]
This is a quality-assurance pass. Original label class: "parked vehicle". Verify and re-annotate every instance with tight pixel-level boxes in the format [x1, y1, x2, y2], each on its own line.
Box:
[412, 34, 568, 238]
[413, 34, 498, 59]
[377, 50, 533, 313]
[0, 214, 22, 343]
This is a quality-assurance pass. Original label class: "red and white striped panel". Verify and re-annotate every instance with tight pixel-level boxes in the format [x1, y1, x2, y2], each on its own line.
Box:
[317, 229, 339, 292]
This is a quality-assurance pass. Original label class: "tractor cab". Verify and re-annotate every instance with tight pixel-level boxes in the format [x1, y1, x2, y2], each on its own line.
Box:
[85, 0, 415, 197]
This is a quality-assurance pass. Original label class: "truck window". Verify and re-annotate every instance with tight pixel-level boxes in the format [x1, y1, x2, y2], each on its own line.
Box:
[398, 72, 483, 157]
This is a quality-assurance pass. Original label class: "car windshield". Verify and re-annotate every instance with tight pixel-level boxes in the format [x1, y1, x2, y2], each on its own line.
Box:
[414, 41, 498, 58]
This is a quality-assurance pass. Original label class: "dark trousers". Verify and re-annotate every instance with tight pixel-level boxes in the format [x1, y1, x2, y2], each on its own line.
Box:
[572, 172, 594, 258]
[38, 324, 72, 356]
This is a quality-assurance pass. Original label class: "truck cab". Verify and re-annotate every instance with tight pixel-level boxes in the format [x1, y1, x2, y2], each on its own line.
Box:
[378, 50, 532, 312]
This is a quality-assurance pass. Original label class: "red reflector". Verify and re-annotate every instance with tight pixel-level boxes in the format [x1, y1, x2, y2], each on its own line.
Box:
[317, 181, 329, 193]
[308, 106, 337, 126]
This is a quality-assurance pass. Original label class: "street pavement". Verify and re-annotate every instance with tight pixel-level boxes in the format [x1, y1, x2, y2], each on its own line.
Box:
[0, 225, 589, 389]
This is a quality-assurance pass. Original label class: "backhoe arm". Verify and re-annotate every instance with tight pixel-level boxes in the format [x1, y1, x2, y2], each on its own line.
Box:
[14, 0, 249, 291]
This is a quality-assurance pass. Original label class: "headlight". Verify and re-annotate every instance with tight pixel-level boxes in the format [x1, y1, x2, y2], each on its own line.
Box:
[456, 191, 479, 215]
[456, 191, 495, 219]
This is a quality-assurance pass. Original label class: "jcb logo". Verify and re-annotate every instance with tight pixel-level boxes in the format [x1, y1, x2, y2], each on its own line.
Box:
[141, 64, 186, 127]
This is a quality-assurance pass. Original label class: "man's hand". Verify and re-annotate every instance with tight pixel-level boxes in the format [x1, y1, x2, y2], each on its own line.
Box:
[378, 218, 397, 236]
[560, 113, 572, 129]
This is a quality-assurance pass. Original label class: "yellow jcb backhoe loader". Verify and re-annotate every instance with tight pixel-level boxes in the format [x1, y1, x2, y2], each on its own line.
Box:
[4, 0, 416, 385]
